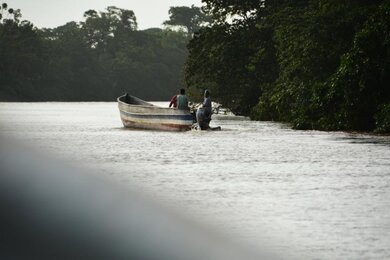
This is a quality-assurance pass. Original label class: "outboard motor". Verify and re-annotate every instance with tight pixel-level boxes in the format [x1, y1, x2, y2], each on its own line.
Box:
[196, 107, 211, 130]
[124, 93, 130, 103]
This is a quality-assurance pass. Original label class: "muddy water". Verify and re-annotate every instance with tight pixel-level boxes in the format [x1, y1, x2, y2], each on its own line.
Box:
[0, 102, 389, 259]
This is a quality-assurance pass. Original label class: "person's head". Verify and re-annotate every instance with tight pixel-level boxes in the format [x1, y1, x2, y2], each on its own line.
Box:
[204, 89, 210, 98]
[180, 88, 185, 95]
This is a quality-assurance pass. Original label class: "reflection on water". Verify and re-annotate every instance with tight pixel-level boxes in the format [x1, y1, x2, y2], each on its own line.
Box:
[333, 136, 390, 146]
[0, 102, 389, 260]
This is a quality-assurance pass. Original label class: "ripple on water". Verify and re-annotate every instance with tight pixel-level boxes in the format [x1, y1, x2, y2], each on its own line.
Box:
[0, 102, 390, 260]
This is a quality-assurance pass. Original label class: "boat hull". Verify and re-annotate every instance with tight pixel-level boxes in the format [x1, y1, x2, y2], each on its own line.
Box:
[118, 95, 193, 131]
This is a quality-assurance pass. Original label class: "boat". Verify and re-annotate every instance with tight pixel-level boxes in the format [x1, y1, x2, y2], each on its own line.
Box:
[117, 94, 194, 131]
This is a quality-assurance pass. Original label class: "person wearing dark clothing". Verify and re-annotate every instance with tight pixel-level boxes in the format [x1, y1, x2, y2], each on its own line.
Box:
[202, 89, 212, 121]
[196, 89, 212, 130]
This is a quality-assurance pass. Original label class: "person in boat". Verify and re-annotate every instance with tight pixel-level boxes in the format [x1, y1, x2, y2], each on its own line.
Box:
[176, 88, 189, 110]
[169, 89, 179, 108]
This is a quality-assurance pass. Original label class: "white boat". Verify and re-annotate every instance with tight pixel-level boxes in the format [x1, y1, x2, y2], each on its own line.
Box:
[117, 94, 193, 131]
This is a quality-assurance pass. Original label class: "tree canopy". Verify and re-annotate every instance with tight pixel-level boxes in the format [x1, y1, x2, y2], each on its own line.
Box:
[185, 0, 390, 133]
[0, 4, 189, 101]
[163, 5, 212, 37]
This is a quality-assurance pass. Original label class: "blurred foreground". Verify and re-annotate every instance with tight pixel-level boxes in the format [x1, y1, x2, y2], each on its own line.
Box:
[0, 138, 267, 260]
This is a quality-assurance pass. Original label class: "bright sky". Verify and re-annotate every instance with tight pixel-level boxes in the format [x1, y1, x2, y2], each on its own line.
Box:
[7, 0, 203, 29]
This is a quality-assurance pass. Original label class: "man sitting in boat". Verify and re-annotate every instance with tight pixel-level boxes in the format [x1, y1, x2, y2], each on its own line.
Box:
[169, 89, 179, 108]
[176, 88, 189, 110]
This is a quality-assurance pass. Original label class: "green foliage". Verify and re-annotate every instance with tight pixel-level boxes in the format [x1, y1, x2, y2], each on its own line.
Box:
[262, 1, 374, 128]
[202, 0, 265, 21]
[0, 4, 189, 101]
[185, 0, 390, 132]
[185, 17, 278, 114]
[0, 16, 43, 101]
[163, 5, 212, 37]
[323, 1, 390, 131]
[375, 103, 390, 133]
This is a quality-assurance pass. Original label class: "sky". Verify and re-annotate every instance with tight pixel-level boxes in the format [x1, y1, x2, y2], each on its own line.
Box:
[8, 0, 203, 29]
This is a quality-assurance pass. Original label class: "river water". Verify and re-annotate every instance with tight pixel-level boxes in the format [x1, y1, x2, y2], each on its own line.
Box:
[0, 102, 389, 259]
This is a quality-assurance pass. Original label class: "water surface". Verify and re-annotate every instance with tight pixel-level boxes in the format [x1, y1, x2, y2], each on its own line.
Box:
[0, 102, 389, 259]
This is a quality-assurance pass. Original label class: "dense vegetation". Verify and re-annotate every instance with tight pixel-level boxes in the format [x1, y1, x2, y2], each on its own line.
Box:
[1, 2, 388, 133]
[0, 4, 197, 101]
[185, 0, 390, 133]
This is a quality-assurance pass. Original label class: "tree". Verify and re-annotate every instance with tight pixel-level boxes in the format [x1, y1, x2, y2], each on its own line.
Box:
[0, 4, 190, 102]
[0, 2, 21, 23]
[185, 0, 389, 132]
[163, 5, 212, 37]
[324, 1, 390, 131]
[0, 15, 43, 100]
[185, 1, 278, 114]
[81, 6, 137, 52]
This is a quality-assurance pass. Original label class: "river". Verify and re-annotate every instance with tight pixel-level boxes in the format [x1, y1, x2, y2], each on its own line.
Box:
[0, 102, 389, 259]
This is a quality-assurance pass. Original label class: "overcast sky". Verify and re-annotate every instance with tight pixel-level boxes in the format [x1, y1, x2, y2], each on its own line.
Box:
[8, 0, 203, 29]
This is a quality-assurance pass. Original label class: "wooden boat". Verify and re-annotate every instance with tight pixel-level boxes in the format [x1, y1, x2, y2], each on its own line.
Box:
[117, 94, 194, 131]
